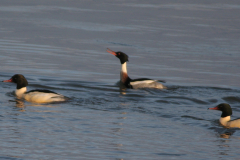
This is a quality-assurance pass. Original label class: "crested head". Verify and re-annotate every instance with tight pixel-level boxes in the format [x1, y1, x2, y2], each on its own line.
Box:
[209, 103, 232, 117]
[115, 51, 129, 64]
[4, 74, 28, 89]
[107, 48, 129, 64]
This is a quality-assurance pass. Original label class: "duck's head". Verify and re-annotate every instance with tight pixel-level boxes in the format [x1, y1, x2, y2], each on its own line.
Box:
[107, 48, 129, 64]
[3, 74, 28, 89]
[208, 103, 232, 117]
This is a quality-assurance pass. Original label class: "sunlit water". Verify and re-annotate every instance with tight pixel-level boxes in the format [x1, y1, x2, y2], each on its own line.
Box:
[0, 1, 240, 159]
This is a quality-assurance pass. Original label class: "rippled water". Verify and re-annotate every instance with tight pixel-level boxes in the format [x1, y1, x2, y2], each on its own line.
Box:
[0, 1, 240, 159]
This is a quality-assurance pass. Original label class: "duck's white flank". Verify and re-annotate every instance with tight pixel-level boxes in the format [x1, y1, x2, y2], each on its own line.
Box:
[23, 91, 66, 103]
[130, 80, 158, 85]
[15, 88, 66, 103]
[130, 81, 166, 89]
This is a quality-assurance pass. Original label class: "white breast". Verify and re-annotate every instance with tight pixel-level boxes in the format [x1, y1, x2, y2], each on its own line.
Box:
[220, 116, 240, 128]
[15, 87, 27, 98]
[121, 62, 127, 73]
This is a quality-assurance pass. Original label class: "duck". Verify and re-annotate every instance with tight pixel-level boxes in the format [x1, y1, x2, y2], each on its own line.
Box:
[208, 103, 240, 128]
[3, 74, 68, 103]
[106, 48, 167, 89]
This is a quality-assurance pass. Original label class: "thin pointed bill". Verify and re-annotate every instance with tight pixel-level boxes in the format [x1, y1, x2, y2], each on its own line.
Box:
[208, 106, 219, 110]
[107, 48, 117, 56]
[3, 78, 13, 82]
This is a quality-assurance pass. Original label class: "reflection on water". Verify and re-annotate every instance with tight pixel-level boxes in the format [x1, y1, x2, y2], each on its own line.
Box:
[220, 133, 232, 139]
[218, 128, 236, 139]
[14, 99, 65, 113]
[15, 100, 25, 109]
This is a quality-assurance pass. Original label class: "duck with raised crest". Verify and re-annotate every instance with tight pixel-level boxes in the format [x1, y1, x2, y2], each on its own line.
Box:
[3, 74, 68, 103]
[208, 103, 240, 128]
[107, 48, 167, 89]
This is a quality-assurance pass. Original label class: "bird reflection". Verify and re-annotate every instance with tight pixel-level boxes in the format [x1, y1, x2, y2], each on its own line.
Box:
[116, 80, 127, 92]
[220, 132, 234, 139]
[216, 128, 236, 139]
[120, 90, 126, 95]
[14, 99, 25, 109]
[11, 98, 62, 113]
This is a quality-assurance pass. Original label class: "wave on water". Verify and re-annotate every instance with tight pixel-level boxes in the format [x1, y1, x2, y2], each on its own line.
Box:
[2, 76, 240, 140]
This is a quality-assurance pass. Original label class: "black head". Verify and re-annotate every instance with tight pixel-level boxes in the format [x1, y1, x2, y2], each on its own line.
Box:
[3, 74, 28, 89]
[208, 103, 232, 117]
[107, 48, 129, 64]
[115, 51, 129, 64]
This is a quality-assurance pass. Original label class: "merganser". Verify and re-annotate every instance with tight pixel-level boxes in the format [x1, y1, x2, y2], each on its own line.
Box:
[208, 103, 240, 128]
[107, 48, 167, 89]
[3, 74, 68, 103]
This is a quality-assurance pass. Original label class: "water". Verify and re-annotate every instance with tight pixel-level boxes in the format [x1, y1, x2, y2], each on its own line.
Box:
[0, 0, 240, 159]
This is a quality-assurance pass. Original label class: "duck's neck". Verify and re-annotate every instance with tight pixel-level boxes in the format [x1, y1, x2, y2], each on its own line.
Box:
[15, 87, 27, 98]
[120, 62, 129, 83]
[121, 62, 127, 73]
[219, 116, 231, 127]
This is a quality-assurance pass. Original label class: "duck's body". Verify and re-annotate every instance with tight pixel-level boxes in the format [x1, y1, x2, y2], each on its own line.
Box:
[17, 88, 66, 103]
[107, 48, 166, 89]
[209, 103, 240, 128]
[3, 74, 67, 103]
[129, 78, 166, 89]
